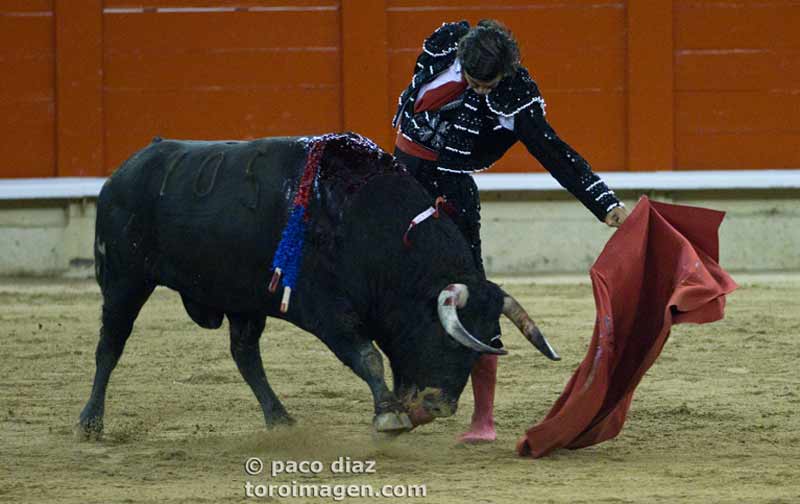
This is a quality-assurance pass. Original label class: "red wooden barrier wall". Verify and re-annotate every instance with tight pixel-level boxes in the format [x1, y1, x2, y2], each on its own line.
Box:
[675, 0, 800, 170]
[1, 0, 55, 177]
[1, 0, 799, 178]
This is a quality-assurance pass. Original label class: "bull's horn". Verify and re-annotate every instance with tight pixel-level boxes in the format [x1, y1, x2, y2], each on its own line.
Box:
[437, 284, 507, 356]
[502, 293, 560, 361]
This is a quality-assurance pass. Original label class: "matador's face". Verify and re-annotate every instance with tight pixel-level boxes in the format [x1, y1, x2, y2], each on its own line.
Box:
[463, 70, 503, 95]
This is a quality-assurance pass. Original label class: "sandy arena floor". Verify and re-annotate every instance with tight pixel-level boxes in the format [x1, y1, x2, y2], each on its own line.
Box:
[1, 274, 799, 503]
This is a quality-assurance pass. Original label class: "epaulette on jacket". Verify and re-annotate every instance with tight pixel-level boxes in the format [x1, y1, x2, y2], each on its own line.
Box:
[486, 67, 546, 118]
[412, 21, 468, 81]
[421, 21, 469, 58]
[393, 22, 469, 129]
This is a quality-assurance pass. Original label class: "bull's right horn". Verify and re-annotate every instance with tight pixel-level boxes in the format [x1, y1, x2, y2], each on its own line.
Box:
[437, 284, 507, 355]
[502, 293, 560, 361]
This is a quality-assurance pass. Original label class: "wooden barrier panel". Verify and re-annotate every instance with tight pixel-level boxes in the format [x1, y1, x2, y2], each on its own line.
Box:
[341, 0, 391, 150]
[55, 0, 104, 177]
[0, 0, 55, 178]
[627, 0, 674, 172]
[675, 0, 800, 170]
[102, 0, 342, 173]
[2, 0, 800, 178]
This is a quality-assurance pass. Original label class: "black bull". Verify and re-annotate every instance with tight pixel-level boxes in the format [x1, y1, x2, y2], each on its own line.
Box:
[77, 133, 558, 438]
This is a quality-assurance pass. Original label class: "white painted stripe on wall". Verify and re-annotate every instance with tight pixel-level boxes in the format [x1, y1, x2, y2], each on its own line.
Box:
[2, 171, 800, 200]
[0, 178, 106, 200]
[474, 170, 800, 191]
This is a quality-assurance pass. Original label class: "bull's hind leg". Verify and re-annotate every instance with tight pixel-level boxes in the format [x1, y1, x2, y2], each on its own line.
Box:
[77, 281, 154, 439]
[228, 313, 294, 427]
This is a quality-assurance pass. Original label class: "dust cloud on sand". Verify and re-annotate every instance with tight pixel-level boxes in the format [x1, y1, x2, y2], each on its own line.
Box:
[1, 277, 799, 503]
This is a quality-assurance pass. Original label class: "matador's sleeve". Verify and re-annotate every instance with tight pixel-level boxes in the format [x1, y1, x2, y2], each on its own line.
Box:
[514, 104, 623, 221]
[491, 69, 622, 221]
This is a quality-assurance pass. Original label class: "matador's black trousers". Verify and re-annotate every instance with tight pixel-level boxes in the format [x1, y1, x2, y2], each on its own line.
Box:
[394, 149, 486, 277]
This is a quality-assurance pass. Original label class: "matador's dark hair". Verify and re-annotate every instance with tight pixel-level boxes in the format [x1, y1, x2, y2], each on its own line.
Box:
[457, 19, 520, 81]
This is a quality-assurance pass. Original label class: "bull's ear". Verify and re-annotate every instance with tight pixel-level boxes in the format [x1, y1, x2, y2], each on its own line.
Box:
[485, 280, 506, 299]
[481, 280, 507, 315]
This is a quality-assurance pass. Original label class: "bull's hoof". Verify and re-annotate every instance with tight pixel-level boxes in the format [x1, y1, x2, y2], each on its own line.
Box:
[373, 412, 413, 433]
[74, 417, 104, 441]
[265, 413, 296, 429]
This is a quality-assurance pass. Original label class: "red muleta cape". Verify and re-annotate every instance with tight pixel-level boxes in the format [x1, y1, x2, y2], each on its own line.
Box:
[517, 197, 738, 458]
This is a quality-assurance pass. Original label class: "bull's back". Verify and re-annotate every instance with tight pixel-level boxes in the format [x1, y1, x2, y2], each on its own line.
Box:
[99, 136, 307, 311]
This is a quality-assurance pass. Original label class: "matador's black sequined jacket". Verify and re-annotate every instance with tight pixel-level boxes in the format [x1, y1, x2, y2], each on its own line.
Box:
[393, 21, 622, 221]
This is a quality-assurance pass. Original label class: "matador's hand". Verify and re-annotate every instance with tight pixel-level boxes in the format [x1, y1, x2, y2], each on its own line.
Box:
[604, 206, 629, 228]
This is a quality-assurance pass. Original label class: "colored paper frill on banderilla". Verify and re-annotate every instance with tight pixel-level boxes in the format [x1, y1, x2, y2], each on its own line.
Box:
[517, 197, 738, 458]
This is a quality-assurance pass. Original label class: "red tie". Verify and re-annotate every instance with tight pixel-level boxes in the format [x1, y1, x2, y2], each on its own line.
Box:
[414, 79, 468, 113]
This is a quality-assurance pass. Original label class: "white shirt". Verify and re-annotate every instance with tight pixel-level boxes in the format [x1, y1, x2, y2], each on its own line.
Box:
[416, 60, 515, 131]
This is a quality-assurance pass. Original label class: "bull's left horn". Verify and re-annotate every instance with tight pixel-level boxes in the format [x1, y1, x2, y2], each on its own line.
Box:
[437, 284, 507, 355]
[502, 293, 560, 361]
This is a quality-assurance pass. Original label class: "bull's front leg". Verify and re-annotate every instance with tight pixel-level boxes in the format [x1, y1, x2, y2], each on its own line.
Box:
[357, 343, 413, 433]
[323, 336, 412, 433]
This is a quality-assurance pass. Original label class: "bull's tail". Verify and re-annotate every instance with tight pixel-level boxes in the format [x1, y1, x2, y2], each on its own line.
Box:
[93, 179, 151, 294]
[93, 181, 111, 289]
[93, 142, 163, 292]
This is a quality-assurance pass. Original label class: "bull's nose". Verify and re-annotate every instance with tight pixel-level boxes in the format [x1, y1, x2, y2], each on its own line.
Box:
[417, 387, 457, 418]
[423, 397, 458, 418]
[408, 406, 434, 427]
[402, 387, 458, 424]
[406, 398, 457, 427]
